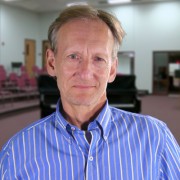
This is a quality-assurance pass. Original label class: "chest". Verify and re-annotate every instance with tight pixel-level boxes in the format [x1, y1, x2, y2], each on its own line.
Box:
[10, 128, 158, 180]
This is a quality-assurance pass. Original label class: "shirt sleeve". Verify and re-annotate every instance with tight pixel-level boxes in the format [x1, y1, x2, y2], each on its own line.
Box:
[0, 146, 9, 180]
[159, 125, 180, 179]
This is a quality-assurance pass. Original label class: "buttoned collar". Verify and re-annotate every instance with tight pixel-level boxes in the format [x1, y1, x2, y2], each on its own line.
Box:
[94, 101, 112, 140]
[54, 99, 112, 141]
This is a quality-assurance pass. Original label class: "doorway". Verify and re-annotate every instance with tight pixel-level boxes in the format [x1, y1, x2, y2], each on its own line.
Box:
[24, 39, 36, 77]
[117, 51, 135, 75]
[153, 51, 180, 95]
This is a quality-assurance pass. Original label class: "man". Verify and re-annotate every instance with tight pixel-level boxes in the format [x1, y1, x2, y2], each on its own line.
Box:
[0, 5, 179, 180]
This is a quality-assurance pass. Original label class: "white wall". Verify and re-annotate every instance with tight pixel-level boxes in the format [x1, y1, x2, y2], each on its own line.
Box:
[0, 4, 41, 72]
[105, 1, 180, 92]
[0, 1, 180, 93]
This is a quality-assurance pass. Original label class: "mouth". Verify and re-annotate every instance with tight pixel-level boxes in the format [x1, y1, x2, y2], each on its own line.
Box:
[73, 85, 95, 89]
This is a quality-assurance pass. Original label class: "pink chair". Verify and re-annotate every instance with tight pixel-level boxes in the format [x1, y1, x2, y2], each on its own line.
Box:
[9, 72, 18, 82]
[16, 75, 35, 92]
[7, 72, 19, 91]
[0, 65, 5, 71]
[0, 65, 7, 80]
[28, 77, 38, 91]
[0, 71, 6, 82]
[0, 65, 7, 88]
[32, 65, 47, 76]
[20, 65, 26, 74]
[0, 66, 11, 96]
[16, 76, 27, 91]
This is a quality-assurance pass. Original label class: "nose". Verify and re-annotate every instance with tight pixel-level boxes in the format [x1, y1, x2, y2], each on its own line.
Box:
[78, 59, 93, 80]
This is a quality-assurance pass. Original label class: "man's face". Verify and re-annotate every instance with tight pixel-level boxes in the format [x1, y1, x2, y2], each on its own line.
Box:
[47, 19, 117, 108]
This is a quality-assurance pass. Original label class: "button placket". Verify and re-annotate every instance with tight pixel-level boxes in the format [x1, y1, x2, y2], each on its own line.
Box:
[87, 130, 97, 163]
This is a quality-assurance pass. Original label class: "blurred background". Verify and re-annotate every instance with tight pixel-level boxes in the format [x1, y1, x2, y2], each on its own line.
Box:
[0, 0, 180, 148]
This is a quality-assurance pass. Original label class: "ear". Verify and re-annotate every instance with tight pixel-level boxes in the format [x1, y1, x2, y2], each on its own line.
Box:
[108, 58, 118, 83]
[46, 49, 56, 77]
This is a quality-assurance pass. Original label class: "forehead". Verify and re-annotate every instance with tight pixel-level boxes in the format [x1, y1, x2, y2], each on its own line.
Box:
[57, 19, 114, 44]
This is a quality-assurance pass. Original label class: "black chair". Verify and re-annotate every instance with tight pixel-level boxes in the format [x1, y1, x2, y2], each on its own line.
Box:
[38, 75, 60, 118]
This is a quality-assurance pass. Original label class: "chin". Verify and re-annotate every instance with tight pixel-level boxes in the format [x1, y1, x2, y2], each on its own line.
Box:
[69, 95, 106, 107]
[63, 91, 106, 107]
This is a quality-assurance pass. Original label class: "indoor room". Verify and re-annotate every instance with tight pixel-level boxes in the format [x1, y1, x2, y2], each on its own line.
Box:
[0, 0, 180, 150]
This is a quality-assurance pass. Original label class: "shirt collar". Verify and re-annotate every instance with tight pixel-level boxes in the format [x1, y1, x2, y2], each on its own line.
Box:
[54, 100, 72, 141]
[55, 99, 112, 140]
[94, 101, 112, 140]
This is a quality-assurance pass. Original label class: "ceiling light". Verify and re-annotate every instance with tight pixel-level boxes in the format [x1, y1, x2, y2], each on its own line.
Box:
[3, 0, 20, 2]
[67, 2, 88, 7]
[108, 0, 131, 4]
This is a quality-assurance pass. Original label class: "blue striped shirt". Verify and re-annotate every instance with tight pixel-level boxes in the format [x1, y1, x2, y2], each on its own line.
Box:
[0, 100, 179, 180]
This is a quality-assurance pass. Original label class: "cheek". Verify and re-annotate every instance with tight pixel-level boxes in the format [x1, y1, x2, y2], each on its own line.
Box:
[55, 60, 70, 76]
[97, 69, 111, 87]
[98, 65, 111, 77]
[56, 66, 75, 91]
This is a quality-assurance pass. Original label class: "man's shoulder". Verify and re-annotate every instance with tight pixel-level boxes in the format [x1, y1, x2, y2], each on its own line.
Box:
[1, 113, 55, 153]
[109, 106, 167, 134]
[109, 107, 172, 151]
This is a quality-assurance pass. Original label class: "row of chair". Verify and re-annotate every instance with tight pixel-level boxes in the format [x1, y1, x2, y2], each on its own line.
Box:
[0, 65, 45, 102]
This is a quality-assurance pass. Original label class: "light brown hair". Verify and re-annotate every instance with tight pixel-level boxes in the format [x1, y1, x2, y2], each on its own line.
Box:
[48, 5, 125, 58]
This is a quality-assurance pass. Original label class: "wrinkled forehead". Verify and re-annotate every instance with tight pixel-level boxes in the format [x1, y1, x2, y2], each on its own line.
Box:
[58, 18, 114, 42]
[52, 18, 116, 59]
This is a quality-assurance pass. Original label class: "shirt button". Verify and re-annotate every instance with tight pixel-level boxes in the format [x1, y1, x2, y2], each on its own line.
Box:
[68, 138, 72, 144]
[89, 156, 93, 161]
[104, 136, 107, 140]
[71, 127, 75, 131]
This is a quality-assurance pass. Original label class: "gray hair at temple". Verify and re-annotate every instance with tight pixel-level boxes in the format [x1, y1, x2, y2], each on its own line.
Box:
[48, 5, 125, 58]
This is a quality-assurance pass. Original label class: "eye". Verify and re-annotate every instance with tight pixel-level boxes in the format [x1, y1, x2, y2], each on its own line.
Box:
[68, 54, 79, 60]
[94, 56, 106, 62]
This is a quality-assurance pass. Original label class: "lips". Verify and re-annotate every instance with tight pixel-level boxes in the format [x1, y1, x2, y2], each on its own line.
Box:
[73, 85, 95, 89]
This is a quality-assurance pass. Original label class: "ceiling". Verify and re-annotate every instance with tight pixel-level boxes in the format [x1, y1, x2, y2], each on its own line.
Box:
[0, 0, 174, 13]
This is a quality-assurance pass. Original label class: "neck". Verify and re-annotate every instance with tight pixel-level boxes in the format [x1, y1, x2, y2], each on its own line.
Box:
[60, 100, 106, 130]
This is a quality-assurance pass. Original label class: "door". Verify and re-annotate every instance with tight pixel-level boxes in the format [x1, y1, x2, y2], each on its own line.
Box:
[117, 51, 135, 75]
[24, 39, 36, 77]
[42, 40, 50, 69]
[153, 51, 180, 95]
[153, 52, 169, 94]
[168, 52, 180, 95]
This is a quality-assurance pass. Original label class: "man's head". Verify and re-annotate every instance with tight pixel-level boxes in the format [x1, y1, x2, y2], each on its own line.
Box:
[48, 5, 125, 58]
[46, 5, 125, 111]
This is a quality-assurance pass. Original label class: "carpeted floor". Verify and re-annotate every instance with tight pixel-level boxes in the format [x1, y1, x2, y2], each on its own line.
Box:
[141, 95, 180, 144]
[0, 95, 179, 150]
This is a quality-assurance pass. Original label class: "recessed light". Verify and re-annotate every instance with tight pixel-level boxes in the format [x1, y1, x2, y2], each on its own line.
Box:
[3, 0, 21, 2]
[67, 2, 88, 7]
[108, 0, 131, 4]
